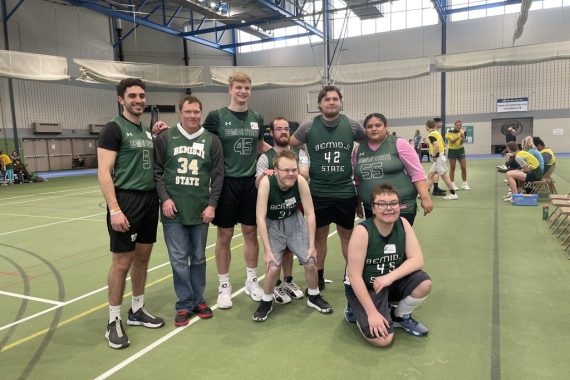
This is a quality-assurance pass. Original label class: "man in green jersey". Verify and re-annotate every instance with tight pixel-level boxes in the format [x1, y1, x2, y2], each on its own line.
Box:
[256, 117, 309, 304]
[154, 95, 224, 326]
[98, 78, 165, 349]
[347, 184, 432, 346]
[254, 150, 332, 322]
[202, 72, 270, 309]
[290, 85, 366, 290]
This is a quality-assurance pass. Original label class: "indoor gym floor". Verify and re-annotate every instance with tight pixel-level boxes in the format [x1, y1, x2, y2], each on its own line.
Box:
[1, 156, 570, 380]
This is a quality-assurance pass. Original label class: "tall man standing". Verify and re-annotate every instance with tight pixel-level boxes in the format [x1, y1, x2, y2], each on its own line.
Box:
[98, 78, 164, 349]
[290, 85, 366, 290]
[154, 95, 224, 326]
[202, 72, 270, 309]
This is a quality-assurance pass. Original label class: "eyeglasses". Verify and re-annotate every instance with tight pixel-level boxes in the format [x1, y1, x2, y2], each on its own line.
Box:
[276, 167, 298, 174]
[273, 127, 290, 133]
[372, 201, 400, 209]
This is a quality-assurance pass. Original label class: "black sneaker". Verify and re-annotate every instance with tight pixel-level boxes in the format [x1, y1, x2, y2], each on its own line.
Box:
[105, 318, 130, 349]
[307, 294, 333, 314]
[432, 188, 447, 196]
[174, 310, 192, 327]
[193, 303, 213, 319]
[252, 300, 273, 322]
[127, 307, 165, 328]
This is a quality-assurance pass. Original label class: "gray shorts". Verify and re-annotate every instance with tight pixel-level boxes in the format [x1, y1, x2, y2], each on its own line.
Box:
[267, 211, 311, 265]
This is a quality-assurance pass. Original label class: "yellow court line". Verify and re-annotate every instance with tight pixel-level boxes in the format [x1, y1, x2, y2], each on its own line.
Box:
[0, 244, 241, 352]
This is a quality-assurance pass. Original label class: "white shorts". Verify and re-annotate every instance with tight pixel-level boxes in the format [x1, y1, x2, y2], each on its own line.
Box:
[429, 155, 448, 176]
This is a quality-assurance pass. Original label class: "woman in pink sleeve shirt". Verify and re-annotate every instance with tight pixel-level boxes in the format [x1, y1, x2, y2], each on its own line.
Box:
[352, 113, 432, 226]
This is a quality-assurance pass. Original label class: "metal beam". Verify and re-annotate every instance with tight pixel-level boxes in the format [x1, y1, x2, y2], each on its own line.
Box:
[445, 0, 522, 15]
[431, 0, 445, 24]
[181, 15, 283, 36]
[255, 0, 323, 38]
[67, 1, 234, 53]
[4, 0, 25, 21]
[219, 32, 312, 49]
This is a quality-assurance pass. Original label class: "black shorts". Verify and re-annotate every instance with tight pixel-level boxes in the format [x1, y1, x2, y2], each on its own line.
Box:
[312, 195, 357, 229]
[347, 270, 430, 339]
[213, 176, 257, 228]
[107, 189, 159, 253]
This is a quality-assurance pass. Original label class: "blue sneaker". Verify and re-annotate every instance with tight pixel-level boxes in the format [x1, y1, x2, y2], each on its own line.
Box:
[391, 310, 429, 337]
[344, 303, 356, 323]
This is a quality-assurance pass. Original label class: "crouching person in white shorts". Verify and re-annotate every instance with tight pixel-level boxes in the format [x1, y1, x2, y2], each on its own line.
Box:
[254, 150, 333, 322]
[347, 184, 432, 346]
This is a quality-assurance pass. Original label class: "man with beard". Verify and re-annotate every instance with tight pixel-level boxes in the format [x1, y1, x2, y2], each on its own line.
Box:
[98, 78, 164, 349]
[290, 85, 366, 294]
[256, 117, 309, 303]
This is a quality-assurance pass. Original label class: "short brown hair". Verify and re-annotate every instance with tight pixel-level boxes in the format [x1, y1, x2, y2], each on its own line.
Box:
[426, 120, 436, 129]
[273, 149, 298, 167]
[317, 85, 342, 104]
[117, 78, 145, 98]
[506, 141, 519, 152]
[178, 95, 202, 111]
[270, 117, 288, 130]
[370, 183, 400, 205]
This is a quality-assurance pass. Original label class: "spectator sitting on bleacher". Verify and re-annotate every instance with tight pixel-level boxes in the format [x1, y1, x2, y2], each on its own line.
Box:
[533, 137, 556, 171]
[13, 159, 32, 183]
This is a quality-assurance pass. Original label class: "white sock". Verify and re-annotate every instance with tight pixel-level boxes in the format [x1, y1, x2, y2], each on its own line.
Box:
[246, 267, 258, 281]
[218, 273, 230, 285]
[307, 288, 319, 296]
[395, 295, 427, 317]
[261, 293, 273, 302]
[109, 305, 121, 324]
[132, 295, 144, 313]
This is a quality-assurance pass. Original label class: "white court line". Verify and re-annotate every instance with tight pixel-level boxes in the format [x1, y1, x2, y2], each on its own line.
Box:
[0, 291, 64, 306]
[0, 185, 100, 201]
[0, 233, 242, 332]
[95, 229, 341, 379]
[0, 212, 106, 236]
[0, 212, 103, 221]
[0, 190, 102, 206]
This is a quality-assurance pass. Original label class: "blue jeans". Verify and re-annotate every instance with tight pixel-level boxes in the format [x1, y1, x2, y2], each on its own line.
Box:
[163, 223, 209, 312]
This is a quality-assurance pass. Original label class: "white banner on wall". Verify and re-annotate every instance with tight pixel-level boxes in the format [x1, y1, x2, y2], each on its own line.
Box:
[497, 97, 528, 113]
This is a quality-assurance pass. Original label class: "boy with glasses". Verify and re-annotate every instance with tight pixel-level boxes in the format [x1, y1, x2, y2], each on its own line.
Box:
[347, 183, 432, 346]
[254, 150, 332, 321]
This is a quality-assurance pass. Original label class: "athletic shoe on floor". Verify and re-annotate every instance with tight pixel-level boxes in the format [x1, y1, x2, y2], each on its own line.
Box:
[461, 182, 471, 190]
[502, 191, 512, 199]
[245, 278, 263, 301]
[496, 165, 508, 171]
[432, 188, 447, 196]
[217, 283, 233, 309]
[503, 195, 513, 202]
[193, 303, 213, 319]
[281, 281, 304, 299]
[344, 303, 356, 323]
[307, 294, 333, 314]
[503, 179, 508, 183]
[127, 307, 165, 328]
[174, 310, 192, 326]
[391, 310, 429, 337]
[273, 284, 292, 304]
[451, 183, 459, 191]
[105, 318, 130, 349]
[253, 300, 273, 322]
[443, 193, 458, 200]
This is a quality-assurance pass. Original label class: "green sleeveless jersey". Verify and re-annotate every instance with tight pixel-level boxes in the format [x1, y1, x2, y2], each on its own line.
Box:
[111, 116, 155, 191]
[361, 218, 406, 290]
[161, 127, 215, 225]
[306, 115, 356, 198]
[354, 136, 417, 215]
[267, 175, 301, 220]
[264, 147, 300, 170]
[208, 107, 263, 178]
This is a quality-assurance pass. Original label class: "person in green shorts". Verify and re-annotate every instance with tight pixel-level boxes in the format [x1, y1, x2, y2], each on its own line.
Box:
[445, 119, 470, 191]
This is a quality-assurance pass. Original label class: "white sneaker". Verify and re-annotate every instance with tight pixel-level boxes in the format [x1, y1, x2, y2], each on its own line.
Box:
[273, 284, 292, 304]
[280, 281, 304, 299]
[503, 179, 508, 183]
[502, 191, 512, 199]
[245, 278, 263, 302]
[217, 283, 233, 309]
[503, 195, 513, 202]
[443, 193, 458, 200]
[451, 183, 459, 191]
[496, 165, 508, 171]
[461, 182, 471, 190]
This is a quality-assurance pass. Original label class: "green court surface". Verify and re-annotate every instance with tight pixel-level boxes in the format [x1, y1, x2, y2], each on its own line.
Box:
[1, 159, 570, 380]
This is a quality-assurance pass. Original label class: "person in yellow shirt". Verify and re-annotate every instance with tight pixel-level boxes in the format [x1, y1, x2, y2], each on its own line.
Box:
[425, 120, 458, 200]
[445, 120, 470, 191]
[503, 141, 543, 202]
[0, 151, 14, 185]
[532, 137, 556, 171]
